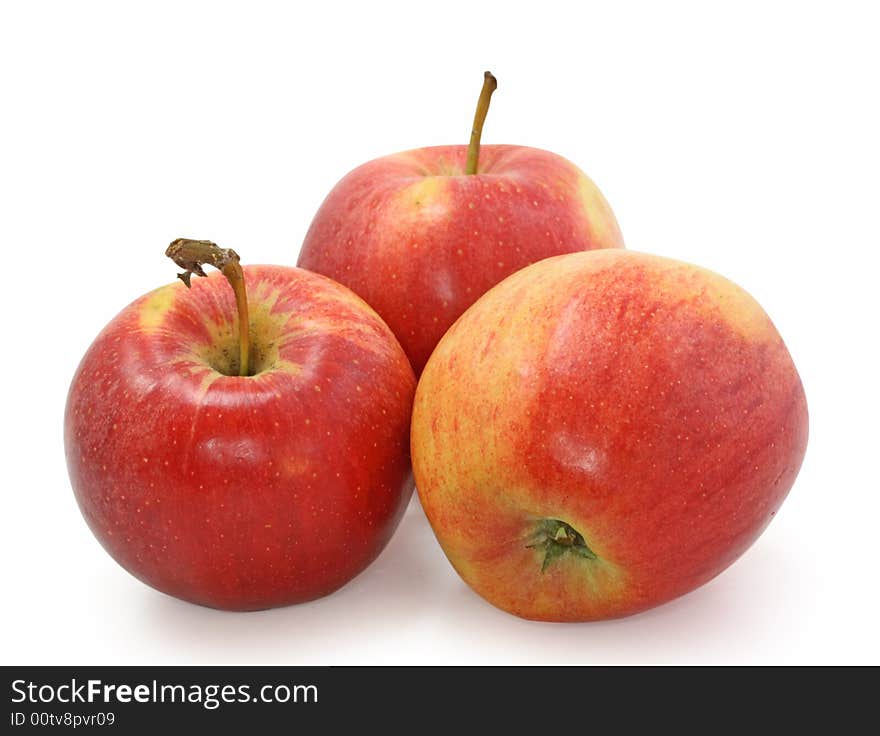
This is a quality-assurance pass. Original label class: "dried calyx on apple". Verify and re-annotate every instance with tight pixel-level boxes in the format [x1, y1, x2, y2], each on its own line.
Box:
[526, 519, 598, 572]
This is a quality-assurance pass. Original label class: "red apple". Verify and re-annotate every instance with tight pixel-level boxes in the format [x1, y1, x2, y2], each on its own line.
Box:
[411, 250, 808, 621]
[65, 241, 416, 610]
[298, 73, 623, 374]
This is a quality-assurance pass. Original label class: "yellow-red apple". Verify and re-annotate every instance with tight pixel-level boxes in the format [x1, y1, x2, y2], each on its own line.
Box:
[298, 73, 623, 374]
[412, 250, 808, 621]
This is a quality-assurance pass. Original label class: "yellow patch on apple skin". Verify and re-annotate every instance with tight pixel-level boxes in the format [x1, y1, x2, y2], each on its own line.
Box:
[398, 176, 450, 220]
[391, 149, 462, 176]
[577, 173, 625, 249]
[138, 283, 180, 331]
[622, 252, 777, 344]
[524, 558, 629, 621]
[693, 266, 778, 342]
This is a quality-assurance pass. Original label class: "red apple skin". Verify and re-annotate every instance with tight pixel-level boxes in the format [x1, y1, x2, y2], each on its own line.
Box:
[298, 144, 624, 374]
[65, 265, 416, 611]
[412, 250, 808, 622]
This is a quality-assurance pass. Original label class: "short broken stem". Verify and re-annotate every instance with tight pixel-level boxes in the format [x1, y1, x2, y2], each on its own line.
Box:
[465, 71, 498, 175]
[165, 238, 250, 376]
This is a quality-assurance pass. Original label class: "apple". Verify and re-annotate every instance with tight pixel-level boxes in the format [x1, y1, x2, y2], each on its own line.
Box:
[298, 72, 624, 374]
[411, 249, 808, 621]
[65, 240, 416, 610]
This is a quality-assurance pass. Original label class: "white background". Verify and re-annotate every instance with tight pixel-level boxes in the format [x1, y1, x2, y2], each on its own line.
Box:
[2, 0, 878, 665]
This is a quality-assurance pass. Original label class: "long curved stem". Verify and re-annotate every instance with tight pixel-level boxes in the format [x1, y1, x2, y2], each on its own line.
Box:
[165, 238, 250, 376]
[465, 71, 498, 175]
[223, 260, 250, 377]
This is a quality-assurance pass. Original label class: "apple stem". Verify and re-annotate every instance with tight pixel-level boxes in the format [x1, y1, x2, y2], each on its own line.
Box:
[165, 238, 250, 377]
[465, 71, 498, 175]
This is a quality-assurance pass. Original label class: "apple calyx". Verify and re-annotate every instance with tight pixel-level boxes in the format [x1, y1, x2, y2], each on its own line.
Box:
[165, 238, 251, 377]
[526, 518, 597, 572]
[465, 71, 498, 175]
